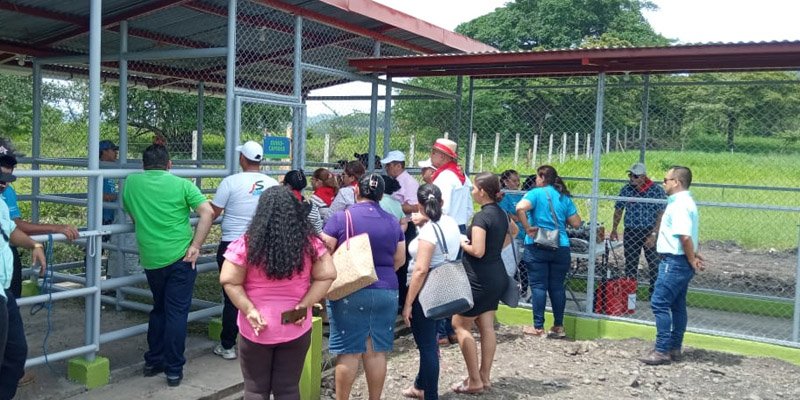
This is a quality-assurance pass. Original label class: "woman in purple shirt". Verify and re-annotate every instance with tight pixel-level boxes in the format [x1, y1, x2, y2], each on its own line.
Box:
[322, 173, 406, 400]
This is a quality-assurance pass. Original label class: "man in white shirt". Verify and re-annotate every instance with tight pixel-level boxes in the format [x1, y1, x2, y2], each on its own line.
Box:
[639, 165, 704, 366]
[429, 139, 473, 231]
[381, 150, 420, 313]
[210, 141, 278, 360]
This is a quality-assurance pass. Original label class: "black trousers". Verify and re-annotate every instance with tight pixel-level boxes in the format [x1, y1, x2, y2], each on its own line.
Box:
[216, 241, 239, 349]
[8, 247, 22, 299]
[622, 227, 660, 293]
[396, 222, 417, 313]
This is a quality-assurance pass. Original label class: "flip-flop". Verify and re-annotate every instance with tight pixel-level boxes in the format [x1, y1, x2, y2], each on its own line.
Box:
[402, 387, 424, 398]
[452, 381, 484, 395]
[522, 326, 545, 337]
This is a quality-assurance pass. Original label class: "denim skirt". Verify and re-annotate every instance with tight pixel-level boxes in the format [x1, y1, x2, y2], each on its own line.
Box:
[327, 288, 398, 354]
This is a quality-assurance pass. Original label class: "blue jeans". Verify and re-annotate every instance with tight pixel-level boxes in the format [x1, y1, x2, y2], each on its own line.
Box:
[0, 289, 27, 400]
[144, 260, 197, 378]
[523, 245, 571, 329]
[410, 300, 439, 400]
[651, 255, 695, 353]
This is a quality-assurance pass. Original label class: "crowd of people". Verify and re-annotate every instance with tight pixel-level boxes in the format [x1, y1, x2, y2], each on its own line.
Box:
[0, 133, 704, 400]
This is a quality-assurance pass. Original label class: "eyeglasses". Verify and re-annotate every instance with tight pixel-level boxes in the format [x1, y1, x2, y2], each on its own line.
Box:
[663, 178, 677, 184]
[628, 173, 642, 179]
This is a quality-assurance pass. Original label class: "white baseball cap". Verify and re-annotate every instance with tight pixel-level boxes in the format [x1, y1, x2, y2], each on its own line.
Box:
[236, 141, 263, 162]
[417, 158, 434, 169]
[380, 150, 406, 165]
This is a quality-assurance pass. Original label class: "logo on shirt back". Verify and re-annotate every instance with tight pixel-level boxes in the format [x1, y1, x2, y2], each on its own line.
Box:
[249, 180, 266, 196]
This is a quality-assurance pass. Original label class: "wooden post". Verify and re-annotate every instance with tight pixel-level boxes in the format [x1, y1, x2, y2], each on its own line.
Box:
[574, 132, 579, 159]
[514, 132, 520, 167]
[408, 133, 415, 165]
[606, 130, 611, 154]
[469, 131, 477, 172]
[532, 134, 539, 168]
[586, 132, 591, 158]
[547, 133, 553, 164]
[323, 131, 330, 164]
[561, 133, 567, 163]
[479, 154, 483, 171]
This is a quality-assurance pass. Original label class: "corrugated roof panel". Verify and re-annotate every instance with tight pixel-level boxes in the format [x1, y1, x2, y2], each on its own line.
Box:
[0, 10, 72, 43]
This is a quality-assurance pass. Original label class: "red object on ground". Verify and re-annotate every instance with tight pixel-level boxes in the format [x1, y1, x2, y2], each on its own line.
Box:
[594, 277, 637, 316]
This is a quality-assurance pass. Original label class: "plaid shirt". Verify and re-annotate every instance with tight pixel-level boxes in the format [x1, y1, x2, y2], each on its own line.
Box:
[615, 181, 666, 229]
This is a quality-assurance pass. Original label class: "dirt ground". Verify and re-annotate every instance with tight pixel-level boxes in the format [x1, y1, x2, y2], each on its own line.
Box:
[323, 324, 800, 400]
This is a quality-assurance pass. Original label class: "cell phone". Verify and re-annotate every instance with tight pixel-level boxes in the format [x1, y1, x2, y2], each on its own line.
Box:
[281, 307, 307, 324]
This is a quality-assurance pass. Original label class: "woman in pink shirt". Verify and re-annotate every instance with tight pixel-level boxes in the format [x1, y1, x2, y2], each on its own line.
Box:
[220, 186, 336, 399]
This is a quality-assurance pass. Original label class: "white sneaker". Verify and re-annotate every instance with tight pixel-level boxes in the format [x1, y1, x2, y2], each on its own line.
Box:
[213, 344, 237, 360]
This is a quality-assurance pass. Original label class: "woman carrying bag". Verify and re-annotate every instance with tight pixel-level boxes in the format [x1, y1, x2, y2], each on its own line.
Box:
[401, 184, 461, 400]
[321, 174, 406, 400]
[451, 173, 509, 394]
[515, 165, 582, 338]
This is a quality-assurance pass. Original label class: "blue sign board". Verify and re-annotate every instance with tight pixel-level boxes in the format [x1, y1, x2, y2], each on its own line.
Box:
[262, 136, 291, 159]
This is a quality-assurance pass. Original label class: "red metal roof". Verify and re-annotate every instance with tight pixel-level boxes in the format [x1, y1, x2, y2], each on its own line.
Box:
[349, 41, 800, 77]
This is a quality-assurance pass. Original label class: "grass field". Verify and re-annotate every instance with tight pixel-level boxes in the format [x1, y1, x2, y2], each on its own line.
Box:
[6, 129, 800, 254]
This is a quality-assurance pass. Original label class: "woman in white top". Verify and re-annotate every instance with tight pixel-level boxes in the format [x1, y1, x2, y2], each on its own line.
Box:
[401, 184, 461, 400]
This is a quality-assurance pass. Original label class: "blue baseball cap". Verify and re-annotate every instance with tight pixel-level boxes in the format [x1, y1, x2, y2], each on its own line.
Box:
[100, 140, 119, 151]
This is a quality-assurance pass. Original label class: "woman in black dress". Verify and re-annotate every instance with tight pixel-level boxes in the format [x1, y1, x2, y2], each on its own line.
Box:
[451, 172, 509, 395]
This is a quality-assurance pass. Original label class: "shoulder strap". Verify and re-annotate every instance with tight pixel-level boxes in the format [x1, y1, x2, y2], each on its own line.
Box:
[543, 189, 559, 228]
[430, 221, 450, 258]
[344, 210, 354, 248]
[506, 215, 518, 264]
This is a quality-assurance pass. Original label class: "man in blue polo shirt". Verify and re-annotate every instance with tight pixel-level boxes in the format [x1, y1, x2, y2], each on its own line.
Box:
[639, 165, 704, 365]
[610, 163, 666, 298]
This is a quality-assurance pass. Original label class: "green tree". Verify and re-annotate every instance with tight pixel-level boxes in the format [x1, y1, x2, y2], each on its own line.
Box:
[394, 0, 670, 155]
[455, 0, 668, 51]
[102, 87, 291, 155]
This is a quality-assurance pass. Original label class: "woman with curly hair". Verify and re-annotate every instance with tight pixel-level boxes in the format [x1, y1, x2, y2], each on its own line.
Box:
[322, 174, 406, 400]
[220, 185, 336, 399]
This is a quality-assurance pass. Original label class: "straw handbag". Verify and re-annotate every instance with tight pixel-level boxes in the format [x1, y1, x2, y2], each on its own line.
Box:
[327, 210, 378, 300]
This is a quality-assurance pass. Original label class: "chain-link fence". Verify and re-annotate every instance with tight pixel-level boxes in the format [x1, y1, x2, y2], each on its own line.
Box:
[460, 72, 800, 345]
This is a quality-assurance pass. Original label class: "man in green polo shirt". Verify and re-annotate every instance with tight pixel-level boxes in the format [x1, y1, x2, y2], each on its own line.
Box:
[122, 143, 214, 387]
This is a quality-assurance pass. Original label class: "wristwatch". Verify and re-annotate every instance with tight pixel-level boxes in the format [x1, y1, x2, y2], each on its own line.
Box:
[33, 243, 44, 249]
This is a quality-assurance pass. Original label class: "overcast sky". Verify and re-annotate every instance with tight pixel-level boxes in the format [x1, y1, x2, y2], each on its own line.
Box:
[308, 0, 800, 116]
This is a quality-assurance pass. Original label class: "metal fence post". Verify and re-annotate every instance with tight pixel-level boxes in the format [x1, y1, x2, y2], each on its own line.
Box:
[466, 77, 475, 174]
[639, 73, 650, 163]
[86, 0, 103, 360]
[225, 0, 238, 174]
[793, 225, 800, 342]
[367, 41, 381, 173]
[585, 72, 606, 314]
[383, 74, 392, 157]
[31, 61, 42, 223]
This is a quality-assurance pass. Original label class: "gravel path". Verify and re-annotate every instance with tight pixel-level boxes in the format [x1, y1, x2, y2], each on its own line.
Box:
[323, 324, 800, 399]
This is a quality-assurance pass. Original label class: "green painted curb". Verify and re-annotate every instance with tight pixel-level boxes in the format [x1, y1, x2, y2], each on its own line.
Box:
[300, 317, 323, 400]
[496, 305, 800, 366]
[21, 279, 39, 297]
[208, 317, 222, 341]
[67, 356, 110, 389]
